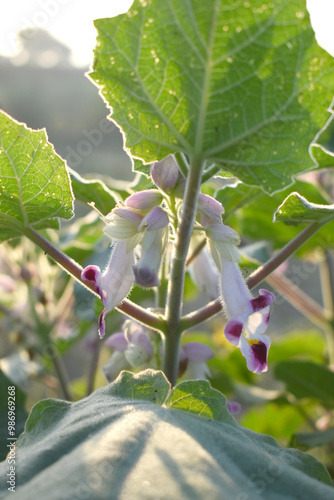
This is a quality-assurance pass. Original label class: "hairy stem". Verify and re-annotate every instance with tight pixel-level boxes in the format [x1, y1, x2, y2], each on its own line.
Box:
[181, 221, 324, 329]
[163, 156, 204, 385]
[21, 226, 165, 332]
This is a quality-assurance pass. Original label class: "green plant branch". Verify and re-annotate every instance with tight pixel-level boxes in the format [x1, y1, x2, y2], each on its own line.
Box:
[181, 221, 324, 329]
[201, 164, 221, 184]
[163, 156, 204, 385]
[21, 226, 165, 332]
[265, 272, 328, 328]
[86, 338, 102, 396]
[319, 250, 334, 364]
[51, 352, 73, 401]
[174, 152, 189, 178]
[186, 237, 206, 266]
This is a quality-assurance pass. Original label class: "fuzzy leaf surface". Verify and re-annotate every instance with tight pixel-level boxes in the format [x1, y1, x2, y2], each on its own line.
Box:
[0, 370, 332, 500]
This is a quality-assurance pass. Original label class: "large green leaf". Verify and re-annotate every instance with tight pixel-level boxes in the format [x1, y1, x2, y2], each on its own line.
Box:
[90, 0, 334, 193]
[0, 370, 332, 499]
[275, 360, 334, 408]
[274, 192, 334, 224]
[69, 168, 120, 214]
[0, 111, 73, 241]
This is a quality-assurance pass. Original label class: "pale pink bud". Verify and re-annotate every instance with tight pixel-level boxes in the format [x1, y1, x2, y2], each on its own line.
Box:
[125, 190, 162, 210]
[150, 155, 180, 193]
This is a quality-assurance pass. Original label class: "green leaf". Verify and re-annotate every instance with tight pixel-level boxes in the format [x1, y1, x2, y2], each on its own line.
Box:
[0, 111, 73, 242]
[275, 360, 334, 408]
[218, 179, 334, 254]
[165, 379, 236, 424]
[69, 168, 120, 214]
[274, 192, 334, 224]
[0, 371, 28, 461]
[290, 428, 334, 451]
[107, 369, 171, 404]
[90, 0, 334, 193]
[1, 370, 332, 499]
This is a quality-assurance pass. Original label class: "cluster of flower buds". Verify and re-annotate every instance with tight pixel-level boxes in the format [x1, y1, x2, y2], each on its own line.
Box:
[103, 319, 215, 382]
[82, 189, 169, 338]
[82, 154, 275, 375]
[102, 320, 154, 381]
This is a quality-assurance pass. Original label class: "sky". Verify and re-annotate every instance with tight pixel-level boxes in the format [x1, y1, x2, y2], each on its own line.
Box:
[0, 0, 134, 67]
[0, 0, 333, 67]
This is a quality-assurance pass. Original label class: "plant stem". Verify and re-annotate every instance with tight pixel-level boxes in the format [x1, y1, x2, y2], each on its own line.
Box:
[51, 352, 73, 401]
[186, 237, 206, 266]
[265, 272, 328, 329]
[246, 222, 320, 289]
[319, 250, 334, 364]
[21, 226, 165, 332]
[181, 221, 324, 329]
[174, 152, 189, 178]
[86, 338, 102, 396]
[163, 156, 204, 385]
[201, 164, 221, 184]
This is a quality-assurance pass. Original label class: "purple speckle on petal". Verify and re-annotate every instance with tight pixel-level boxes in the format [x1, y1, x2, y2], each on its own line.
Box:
[225, 319, 243, 343]
[250, 341, 268, 373]
[82, 266, 99, 283]
[250, 290, 275, 311]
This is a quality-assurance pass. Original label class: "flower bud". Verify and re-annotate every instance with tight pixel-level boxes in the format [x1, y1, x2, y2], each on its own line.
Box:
[150, 155, 180, 193]
[125, 189, 162, 210]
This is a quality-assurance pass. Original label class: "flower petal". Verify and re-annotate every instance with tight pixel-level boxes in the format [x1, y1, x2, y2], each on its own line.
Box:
[133, 223, 168, 288]
[220, 259, 252, 318]
[104, 332, 128, 351]
[82, 241, 135, 339]
[248, 289, 276, 313]
[188, 247, 219, 300]
[102, 351, 130, 382]
[125, 190, 163, 210]
[239, 334, 270, 374]
[139, 206, 169, 231]
[81, 265, 103, 297]
[224, 318, 244, 345]
[150, 155, 180, 193]
[198, 193, 224, 227]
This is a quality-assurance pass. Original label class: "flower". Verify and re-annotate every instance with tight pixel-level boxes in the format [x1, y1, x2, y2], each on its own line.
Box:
[179, 342, 214, 379]
[197, 193, 224, 227]
[103, 321, 154, 381]
[132, 207, 169, 287]
[81, 239, 135, 339]
[221, 258, 275, 374]
[150, 155, 180, 193]
[82, 196, 170, 337]
[206, 222, 275, 374]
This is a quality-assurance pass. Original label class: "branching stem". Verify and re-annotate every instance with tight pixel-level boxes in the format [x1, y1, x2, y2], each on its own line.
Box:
[163, 156, 204, 385]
